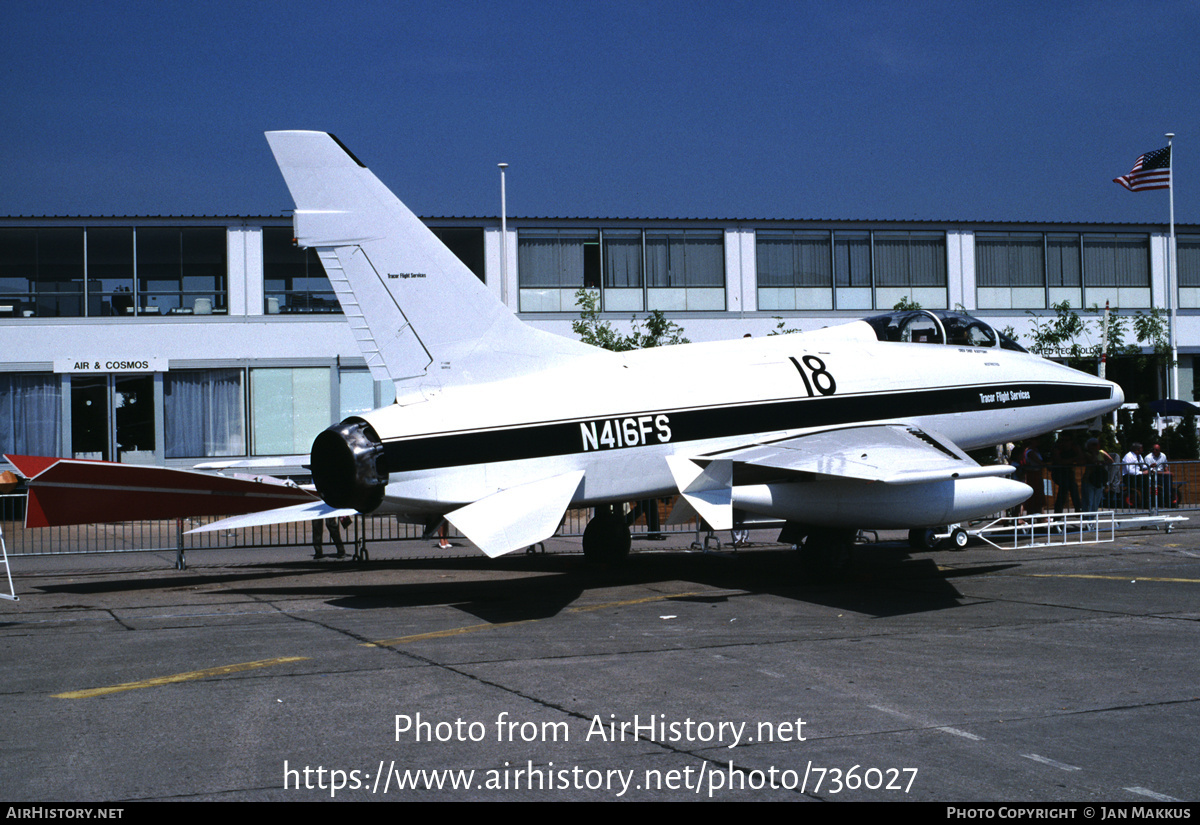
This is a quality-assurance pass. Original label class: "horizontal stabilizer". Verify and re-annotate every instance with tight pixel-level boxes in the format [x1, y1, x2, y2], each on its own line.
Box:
[6, 455, 316, 529]
[445, 470, 585, 558]
[187, 500, 358, 534]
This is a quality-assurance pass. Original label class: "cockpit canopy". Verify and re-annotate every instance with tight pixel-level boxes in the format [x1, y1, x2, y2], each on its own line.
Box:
[864, 310, 1026, 352]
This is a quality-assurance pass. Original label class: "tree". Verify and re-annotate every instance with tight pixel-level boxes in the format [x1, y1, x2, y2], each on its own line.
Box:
[1172, 414, 1199, 460]
[571, 289, 689, 351]
[1024, 302, 1172, 396]
[768, 317, 800, 336]
[1025, 301, 1087, 361]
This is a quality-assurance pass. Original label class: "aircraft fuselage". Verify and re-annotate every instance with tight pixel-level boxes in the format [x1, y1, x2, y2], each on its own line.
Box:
[343, 320, 1118, 526]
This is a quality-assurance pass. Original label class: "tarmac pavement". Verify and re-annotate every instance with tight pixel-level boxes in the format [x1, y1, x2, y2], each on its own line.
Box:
[1, 523, 1197, 801]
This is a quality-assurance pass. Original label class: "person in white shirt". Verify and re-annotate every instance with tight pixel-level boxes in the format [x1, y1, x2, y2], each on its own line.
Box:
[1145, 443, 1168, 471]
[1145, 444, 1170, 507]
[1121, 442, 1147, 507]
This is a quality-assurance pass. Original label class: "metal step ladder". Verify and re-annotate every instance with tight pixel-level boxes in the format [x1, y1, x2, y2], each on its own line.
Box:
[0, 525, 18, 601]
[974, 511, 1117, 549]
[964, 511, 1185, 550]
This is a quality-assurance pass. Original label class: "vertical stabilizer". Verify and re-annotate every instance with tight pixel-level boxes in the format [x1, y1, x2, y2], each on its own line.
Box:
[264, 131, 597, 397]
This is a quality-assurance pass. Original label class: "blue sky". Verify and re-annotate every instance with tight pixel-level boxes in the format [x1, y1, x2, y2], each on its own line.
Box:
[3, 0, 1197, 225]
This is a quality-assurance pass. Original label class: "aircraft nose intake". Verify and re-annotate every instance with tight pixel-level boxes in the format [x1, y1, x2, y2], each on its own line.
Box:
[310, 419, 388, 513]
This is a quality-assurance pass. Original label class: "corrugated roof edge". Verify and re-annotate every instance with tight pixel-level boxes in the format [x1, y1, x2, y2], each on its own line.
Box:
[2, 214, 1197, 229]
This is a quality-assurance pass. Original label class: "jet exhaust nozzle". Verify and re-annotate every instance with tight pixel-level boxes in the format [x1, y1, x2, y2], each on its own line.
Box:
[310, 419, 388, 513]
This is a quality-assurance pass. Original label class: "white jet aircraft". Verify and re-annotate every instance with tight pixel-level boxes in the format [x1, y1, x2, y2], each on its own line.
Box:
[196, 131, 1124, 565]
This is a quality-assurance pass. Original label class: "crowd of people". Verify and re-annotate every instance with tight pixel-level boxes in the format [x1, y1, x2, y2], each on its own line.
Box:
[1007, 433, 1176, 516]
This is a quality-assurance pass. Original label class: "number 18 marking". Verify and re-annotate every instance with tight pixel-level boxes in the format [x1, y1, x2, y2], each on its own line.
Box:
[789, 355, 837, 396]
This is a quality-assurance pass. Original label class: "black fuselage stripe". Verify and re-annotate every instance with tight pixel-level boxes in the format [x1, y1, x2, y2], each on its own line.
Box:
[379, 383, 1111, 473]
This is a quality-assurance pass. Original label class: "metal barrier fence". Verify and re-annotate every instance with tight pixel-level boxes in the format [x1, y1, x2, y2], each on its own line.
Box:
[3, 461, 1194, 558]
[0, 495, 425, 557]
[1026, 460, 1195, 516]
[0, 494, 698, 557]
[559, 499, 696, 538]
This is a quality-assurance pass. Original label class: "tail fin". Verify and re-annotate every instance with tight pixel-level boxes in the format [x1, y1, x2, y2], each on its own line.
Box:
[264, 131, 595, 399]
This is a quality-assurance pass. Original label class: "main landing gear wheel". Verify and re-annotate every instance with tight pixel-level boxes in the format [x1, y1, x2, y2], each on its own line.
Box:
[908, 527, 939, 550]
[582, 507, 631, 564]
[798, 527, 855, 579]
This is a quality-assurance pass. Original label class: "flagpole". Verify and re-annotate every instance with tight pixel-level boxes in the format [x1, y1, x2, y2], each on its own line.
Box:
[1167, 132, 1178, 400]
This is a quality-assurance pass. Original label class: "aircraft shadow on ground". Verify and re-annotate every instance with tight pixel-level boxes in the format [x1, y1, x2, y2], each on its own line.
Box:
[31, 543, 1019, 622]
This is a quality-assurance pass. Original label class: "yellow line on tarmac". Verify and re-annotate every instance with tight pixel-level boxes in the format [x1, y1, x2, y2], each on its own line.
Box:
[566, 590, 711, 613]
[53, 656, 310, 699]
[367, 620, 537, 646]
[366, 590, 714, 646]
[1026, 573, 1200, 584]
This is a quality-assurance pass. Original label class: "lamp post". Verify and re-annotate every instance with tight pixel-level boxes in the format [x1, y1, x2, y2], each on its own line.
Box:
[498, 163, 509, 307]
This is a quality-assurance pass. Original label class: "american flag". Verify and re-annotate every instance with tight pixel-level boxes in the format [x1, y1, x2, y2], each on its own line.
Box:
[1113, 145, 1171, 191]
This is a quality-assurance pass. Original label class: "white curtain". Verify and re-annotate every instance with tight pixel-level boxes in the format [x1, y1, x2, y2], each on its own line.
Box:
[603, 232, 642, 288]
[1083, 235, 1150, 287]
[0, 373, 61, 456]
[165, 369, 245, 457]
[976, 234, 1044, 288]
[646, 232, 724, 288]
[518, 231, 590, 288]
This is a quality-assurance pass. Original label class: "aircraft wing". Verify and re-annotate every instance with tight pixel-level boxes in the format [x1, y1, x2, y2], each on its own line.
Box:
[185, 500, 358, 534]
[190, 469, 586, 557]
[445, 470, 585, 558]
[711, 424, 1011, 484]
[5, 455, 318, 529]
[666, 424, 1013, 530]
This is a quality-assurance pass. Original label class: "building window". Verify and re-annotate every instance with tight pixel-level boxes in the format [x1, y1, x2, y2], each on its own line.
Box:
[874, 231, 947, 309]
[136, 227, 227, 315]
[833, 231, 872, 309]
[645, 230, 725, 311]
[1046, 234, 1083, 307]
[250, 368, 330, 455]
[602, 230, 643, 311]
[1083, 234, 1150, 308]
[975, 232, 1092, 310]
[0, 229, 39, 318]
[262, 227, 340, 314]
[517, 229, 599, 312]
[975, 233, 1047, 309]
[0, 226, 231, 319]
[0, 373, 62, 456]
[518, 227, 725, 312]
[164, 369, 246, 458]
[338, 368, 376, 420]
[0, 230, 36, 318]
[754, 229, 943, 311]
[430, 228, 486, 282]
[1178, 236, 1200, 307]
[756, 230, 833, 310]
[87, 228, 136, 316]
[0, 228, 85, 318]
